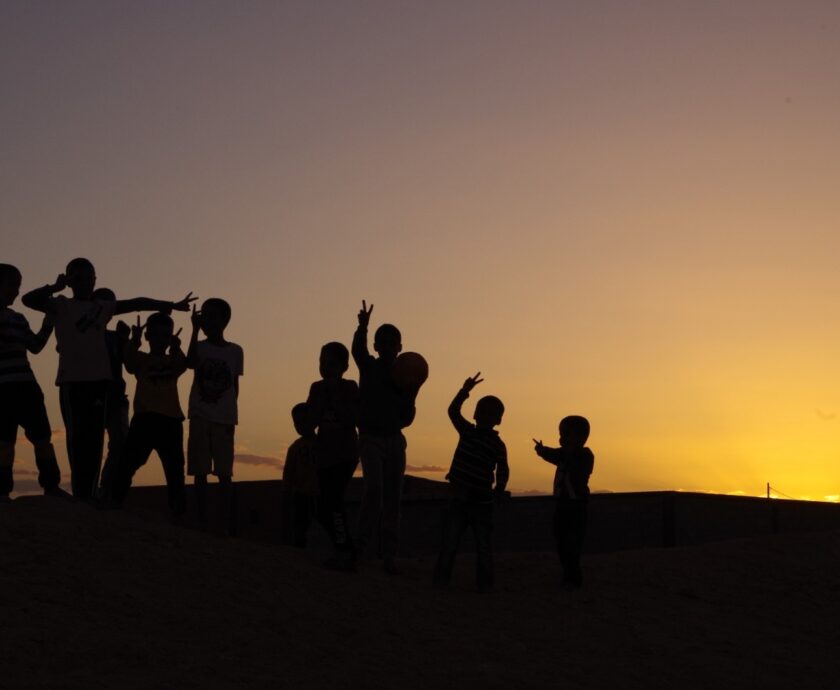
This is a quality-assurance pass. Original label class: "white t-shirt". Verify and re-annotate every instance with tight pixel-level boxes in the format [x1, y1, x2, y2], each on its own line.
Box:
[188, 340, 244, 425]
[51, 296, 116, 384]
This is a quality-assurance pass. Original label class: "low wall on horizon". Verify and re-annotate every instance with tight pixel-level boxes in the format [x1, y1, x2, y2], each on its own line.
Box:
[123, 478, 840, 556]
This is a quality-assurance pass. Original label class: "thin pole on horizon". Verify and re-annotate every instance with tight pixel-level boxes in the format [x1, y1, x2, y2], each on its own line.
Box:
[766, 482, 770, 499]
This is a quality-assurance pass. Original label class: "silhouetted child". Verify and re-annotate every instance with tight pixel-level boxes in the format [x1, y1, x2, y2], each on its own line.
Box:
[281, 403, 318, 547]
[0, 264, 62, 500]
[433, 373, 508, 592]
[22, 257, 196, 499]
[111, 313, 187, 517]
[186, 299, 243, 532]
[91, 287, 130, 503]
[352, 301, 418, 573]
[306, 341, 359, 570]
[533, 415, 594, 589]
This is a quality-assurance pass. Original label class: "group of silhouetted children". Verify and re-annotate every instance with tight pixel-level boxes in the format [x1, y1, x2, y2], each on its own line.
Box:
[1, 261, 595, 590]
[0, 259, 242, 532]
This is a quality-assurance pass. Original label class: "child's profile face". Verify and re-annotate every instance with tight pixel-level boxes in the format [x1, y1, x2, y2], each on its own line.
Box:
[559, 424, 584, 449]
[0, 275, 21, 307]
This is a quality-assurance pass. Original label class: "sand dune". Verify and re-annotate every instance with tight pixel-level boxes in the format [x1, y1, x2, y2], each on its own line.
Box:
[1, 497, 838, 689]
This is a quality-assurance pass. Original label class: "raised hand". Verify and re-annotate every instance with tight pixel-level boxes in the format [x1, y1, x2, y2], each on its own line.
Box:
[130, 315, 145, 344]
[171, 327, 183, 350]
[532, 438, 545, 454]
[115, 320, 130, 342]
[53, 274, 68, 291]
[190, 304, 202, 329]
[461, 372, 484, 393]
[172, 292, 198, 312]
[358, 300, 374, 328]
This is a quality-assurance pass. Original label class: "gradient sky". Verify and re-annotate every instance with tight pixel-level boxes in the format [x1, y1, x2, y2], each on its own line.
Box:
[3, 1, 840, 499]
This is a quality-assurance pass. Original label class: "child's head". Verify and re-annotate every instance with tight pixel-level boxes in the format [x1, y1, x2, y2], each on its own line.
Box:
[374, 323, 402, 362]
[319, 341, 349, 381]
[291, 402, 314, 437]
[91, 287, 116, 302]
[145, 312, 174, 352]
[200, 298, 231, 339]
[474, 395, 504, 429]
[0, 264, 22, 307]
[66, 258, 96, 299]
[559, 415, 590, 448]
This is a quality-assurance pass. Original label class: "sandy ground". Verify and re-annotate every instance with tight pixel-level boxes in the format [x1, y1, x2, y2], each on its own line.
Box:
[1, 496, 839, 690]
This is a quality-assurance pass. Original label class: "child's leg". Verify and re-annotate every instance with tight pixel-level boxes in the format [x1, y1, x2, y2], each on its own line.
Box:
[0, 440, 14, 497]
[316, 459, 358, 559]
[0, 387, 17, 496]
[380, 434, 407, 562]
[155, 416, 186, 517]
[59, 382, 109, 499]
[209, 422, 236, 535]
[471, 500, 495, 592]
[433, 493, 469, 587]
[554, 501, 586, 587]
[357, 435, 385, 556]
[187, 418, 212, 529]
[17, 381, 61, 492]
[98, 393, 129, 501]
[111, 415, 155, 505]
[217, 475, 235, 535]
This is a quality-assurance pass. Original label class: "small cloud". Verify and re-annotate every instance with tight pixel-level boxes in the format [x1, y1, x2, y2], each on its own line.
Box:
[824, 495, 840, 503]
[406, 464, 448, 473]
[816, 409, 836, 421]
[514, 489, 551, 496]
[234, 454, 284, 470]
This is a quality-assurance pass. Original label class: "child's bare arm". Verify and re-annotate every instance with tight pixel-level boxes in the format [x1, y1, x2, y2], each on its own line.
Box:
[351, 300, 373, 365]
[185, 305, 201, 369]
[21, 274, 67, 315]
[448, 373, 482, 432]
[26, 314, 53, 354]
[533, 439, 564, 466]
[114, 292, 197, 316]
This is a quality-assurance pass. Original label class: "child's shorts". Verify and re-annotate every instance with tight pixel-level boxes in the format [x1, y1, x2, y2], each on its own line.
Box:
[187, 417, 235, 477]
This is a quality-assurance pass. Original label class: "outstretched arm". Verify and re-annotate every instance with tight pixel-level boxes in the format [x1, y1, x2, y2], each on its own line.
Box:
[114, 292, 197, 316]
[351, 300, 373, 366]
[26, 314, 54, 354]
[448, 372, 483, 433]
[533, 439, 564, 465]
[21, 274, 67, 315]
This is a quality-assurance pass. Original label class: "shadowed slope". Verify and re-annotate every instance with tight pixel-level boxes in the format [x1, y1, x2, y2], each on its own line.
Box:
[1, 497, 838, 689]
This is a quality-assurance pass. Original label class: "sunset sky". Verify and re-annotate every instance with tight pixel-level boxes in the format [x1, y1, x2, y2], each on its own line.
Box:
[3, 1, 840, 499]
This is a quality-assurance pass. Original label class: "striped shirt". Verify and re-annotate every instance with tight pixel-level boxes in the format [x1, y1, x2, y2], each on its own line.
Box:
[446, 390, 509, 496]
[0, 309, 47, 384]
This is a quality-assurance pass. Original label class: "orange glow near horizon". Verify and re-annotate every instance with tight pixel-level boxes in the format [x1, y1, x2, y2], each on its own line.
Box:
[4, 3, 840, 501]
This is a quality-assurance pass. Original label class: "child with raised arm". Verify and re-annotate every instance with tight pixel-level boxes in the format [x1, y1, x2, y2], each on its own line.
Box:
[21, 257, 196, 499]
[186, 299, 243, 532]
[433, 373, 508, 593]
[91, 287, 130, 503]
[533, 415, 595, 589]
[306, 341, 359, 570]
[281, 403, 318, 547]
[0, 264, 62, 500]
[111, 313, 188, 517]
[352, 301, 418, 573]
